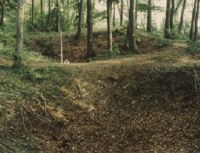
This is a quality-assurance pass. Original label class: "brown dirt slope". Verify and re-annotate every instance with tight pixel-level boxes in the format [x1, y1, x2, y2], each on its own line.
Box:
[1, 38, 200, 152]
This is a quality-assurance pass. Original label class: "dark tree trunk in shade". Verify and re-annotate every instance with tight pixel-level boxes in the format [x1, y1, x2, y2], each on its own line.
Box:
[75, 0, 84, 40]
[87, 0, 96, 58]
[164, 0, 171, 39]
[107, 0, 113, 51]
[147, 0, 152, 32]
[190, 0, 197, 41]
[178, 0, 187, 33]
[194, 0, 200, 41]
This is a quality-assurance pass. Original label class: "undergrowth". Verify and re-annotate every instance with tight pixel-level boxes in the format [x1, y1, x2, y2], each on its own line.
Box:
[187, 40, 200, 54]
[0, 65, 73, 102]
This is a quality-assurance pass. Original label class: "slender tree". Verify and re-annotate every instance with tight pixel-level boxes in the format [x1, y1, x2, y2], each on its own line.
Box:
[120, 0, 124, 26]
[190, 0, 197, 41]
[46, 0, 51, 32]
[164, 0, 171, 39]
[40, 0, 44, 31]
[107, 0, 113, 52]
[75, 0, 84, 40]
[170, 0, 175, 29]
[147, 0, 152, 32]
[129, 0, 139, 53]
[178, 0, 187, 33]
[87, 0, 96, 58]
[113, 2, 116, 27]
[0, 0, 5, 27]
[194, 0, 200, 41]
[14, 0, 24, 67]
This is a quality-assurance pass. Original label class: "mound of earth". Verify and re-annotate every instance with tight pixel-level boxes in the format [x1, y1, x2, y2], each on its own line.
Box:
[28, 30, 181, 63]
[1, 56, 200, 152]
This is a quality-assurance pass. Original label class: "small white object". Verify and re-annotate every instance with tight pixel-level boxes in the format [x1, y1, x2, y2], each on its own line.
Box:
[64, 59, 70, 64]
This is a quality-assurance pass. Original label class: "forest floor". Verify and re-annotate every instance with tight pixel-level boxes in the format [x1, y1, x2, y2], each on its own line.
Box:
[0, 31, 200, 152]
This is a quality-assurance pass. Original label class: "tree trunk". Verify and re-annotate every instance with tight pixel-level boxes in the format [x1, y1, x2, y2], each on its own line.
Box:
[190, 0, 197, 41]
[31, 0, 34, 25]
[113, 2, 116, 27]
[164, 0, 171, 39]
[147, 0, 152, 32]
[40, 0, 44, 31]
[107, 0, 113, 52]
[87, 0, 96, 58]
[75, 0, 83, 40]
[170, 0, 175, 29]
[194, 0, 200, 41]
[120, 0, 124, 26]
[55, 0, 63, 63]
[0, 0, 5, 27]
[46, 0, 51, 32]
[14, 0, 24, 67]
[129, 0, 139, 53]
[135, 0, 138, 29]
[178, 0, 186, 33]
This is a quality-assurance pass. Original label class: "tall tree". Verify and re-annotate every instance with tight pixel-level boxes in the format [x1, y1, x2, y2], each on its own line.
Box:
[107, 0, 113, 52]
[40, 0, 44, 31]
[0, 0, 5, 27]
[14, 0, 24, 66]
[113, 2, 116, 27]
[147, 0, 152, 32]
[87, 0, 96, 58]
[75, 0, 84, 40]
[129, 0, 139, 53]
[55, 0, 63, 63]
[120, 0, 124, 26]
[164, 0, 171, 39]
[170, 0, 175, 29]
[46, 0, 51, 32]
[190, 0, 198, 41]
[31, 0, 34, 25]
[178, 0, 187, 33]
[194, 0, 200, 41]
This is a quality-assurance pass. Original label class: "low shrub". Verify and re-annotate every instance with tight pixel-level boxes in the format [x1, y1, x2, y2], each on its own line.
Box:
[187, 41, 200, 54]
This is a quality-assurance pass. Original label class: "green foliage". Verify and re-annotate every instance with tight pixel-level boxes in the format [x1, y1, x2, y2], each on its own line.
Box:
[187, 41, 200, 54]
[154, 38, 173, 48]
[137, 2, 164, 12]
[93, 10, 107, 21]
[0, 31, 15, 47]
[170, 29, 188, 40]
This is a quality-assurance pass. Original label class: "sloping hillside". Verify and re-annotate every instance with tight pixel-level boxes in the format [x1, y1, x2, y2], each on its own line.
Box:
[0, 40, 200, 152]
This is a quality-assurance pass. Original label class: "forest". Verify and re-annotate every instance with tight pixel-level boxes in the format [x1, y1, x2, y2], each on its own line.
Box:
[0, 0, 200, 152]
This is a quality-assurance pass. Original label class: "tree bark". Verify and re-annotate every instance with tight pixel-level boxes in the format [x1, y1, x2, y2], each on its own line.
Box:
[164, 0, 171, 39]
[170, 0, 175, 29]
[178, 0, 186, 33]
[194, 0, 200, 41]
[113, 2, 116, 27]
[14, 0, 24, 67]
[0, 0, 5, 27]
[46, 0, 51, 32]
[40, 0, 44, 31]
[107, 0, 113, 52]
[75, 0, 83, 40]
[190, 0, 197, 41]
[87, 0, 96, 58]
[147, 0, 152, 32]
[120, 0, 124, 26]
[129, 0, 139, 53]
[31, 0, 34, 25]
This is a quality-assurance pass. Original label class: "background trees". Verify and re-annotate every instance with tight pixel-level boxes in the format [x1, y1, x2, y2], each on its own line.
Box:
[2, 0, 200, 64]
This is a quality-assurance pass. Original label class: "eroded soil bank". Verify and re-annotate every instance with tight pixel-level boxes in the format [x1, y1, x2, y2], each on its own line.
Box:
[1, 61, 199, 153]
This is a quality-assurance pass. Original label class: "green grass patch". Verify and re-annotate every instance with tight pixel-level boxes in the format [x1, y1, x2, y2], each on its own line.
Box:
[187, 41, 200, 54]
